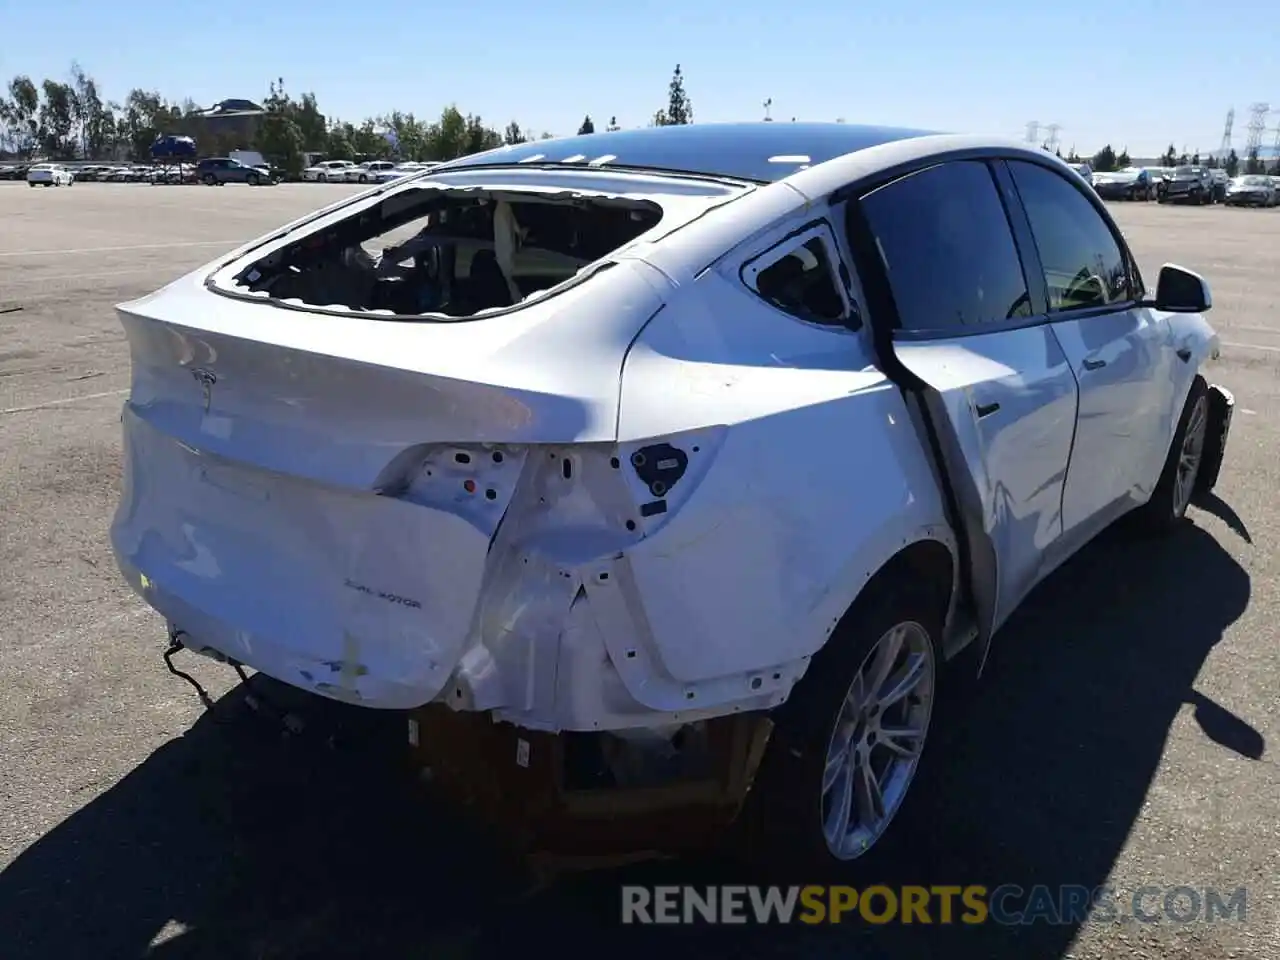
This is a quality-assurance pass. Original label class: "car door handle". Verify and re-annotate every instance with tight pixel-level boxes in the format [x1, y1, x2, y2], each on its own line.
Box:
[1083, 358, 1107, 371]
[975, 401, 1001, 419]
[1176, 347, 1192, 362]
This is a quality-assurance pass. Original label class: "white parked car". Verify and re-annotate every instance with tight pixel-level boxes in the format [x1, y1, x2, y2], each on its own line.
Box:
[111, 123, 1233, 868]
[27, 163, 74, 186]
[342, 160, 397, 183]
[301, 159, 356, 182]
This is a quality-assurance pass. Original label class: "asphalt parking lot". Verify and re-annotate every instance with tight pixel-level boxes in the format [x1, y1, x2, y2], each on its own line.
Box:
[0, 182, 1277, 960]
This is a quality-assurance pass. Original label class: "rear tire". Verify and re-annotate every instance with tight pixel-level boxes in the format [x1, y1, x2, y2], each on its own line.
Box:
[735, 579, 944, 877]
[1133, 376, 1208, 534]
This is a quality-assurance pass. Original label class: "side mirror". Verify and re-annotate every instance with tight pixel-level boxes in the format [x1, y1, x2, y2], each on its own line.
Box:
[1154, 264, 1212, 312]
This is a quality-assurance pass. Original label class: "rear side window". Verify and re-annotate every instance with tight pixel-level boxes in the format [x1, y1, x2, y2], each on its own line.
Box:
[742, 225, 851, 327]
[857, 161, 1032, 335]
[1006, 160, 1135, 311]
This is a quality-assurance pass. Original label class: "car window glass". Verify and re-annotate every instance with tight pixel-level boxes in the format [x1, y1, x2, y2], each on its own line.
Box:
[1007, 160, 1133, 311]
[747, 232, 848, 326]
[858, 160, 1031, 333]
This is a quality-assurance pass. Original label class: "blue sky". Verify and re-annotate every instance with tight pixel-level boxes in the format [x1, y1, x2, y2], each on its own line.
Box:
[2, 0, 1276, 156]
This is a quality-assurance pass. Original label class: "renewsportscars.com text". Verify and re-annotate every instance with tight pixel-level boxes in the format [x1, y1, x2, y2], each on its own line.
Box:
[621, 884, 1248, 925]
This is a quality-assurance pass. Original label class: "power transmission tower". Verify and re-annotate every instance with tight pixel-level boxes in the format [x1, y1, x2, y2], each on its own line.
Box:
[1244, 103, 1269, 154]
[1219, 108, 1234, 155]
[1025, 121, 1039, 145]
[1045, 124, 1061, 153]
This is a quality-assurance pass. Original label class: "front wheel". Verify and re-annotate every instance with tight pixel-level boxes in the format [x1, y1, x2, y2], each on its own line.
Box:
[1133, 376, 1208, 534]
[737, 581, 943, 875]
[317, 173, 327, 183]
[248, 173, 261, 186]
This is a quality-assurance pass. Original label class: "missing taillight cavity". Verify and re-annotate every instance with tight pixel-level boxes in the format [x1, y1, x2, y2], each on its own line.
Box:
[232, 186, 662, 319]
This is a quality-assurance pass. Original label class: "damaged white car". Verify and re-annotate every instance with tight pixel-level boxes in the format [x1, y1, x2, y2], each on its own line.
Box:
[111, 123, 1233, 868]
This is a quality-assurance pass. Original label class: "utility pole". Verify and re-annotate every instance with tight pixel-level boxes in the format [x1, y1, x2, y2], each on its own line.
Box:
[763, 98, 772, 122]
[1025, 121, 1039, 145]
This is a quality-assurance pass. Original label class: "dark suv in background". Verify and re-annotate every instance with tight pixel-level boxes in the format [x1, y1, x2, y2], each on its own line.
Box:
[195, 157, 275, 186]
[1158, 165, 1215, 204]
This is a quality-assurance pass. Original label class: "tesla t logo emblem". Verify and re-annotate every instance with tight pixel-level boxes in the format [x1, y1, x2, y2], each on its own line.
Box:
[191, 367, 216, 412]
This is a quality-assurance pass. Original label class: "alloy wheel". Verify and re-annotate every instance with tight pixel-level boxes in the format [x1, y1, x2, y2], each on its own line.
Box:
[820, 620, 935, 860]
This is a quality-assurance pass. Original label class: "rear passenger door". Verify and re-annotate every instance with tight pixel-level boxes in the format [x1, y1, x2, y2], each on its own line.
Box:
[1003, 159, 1174, 544]
[846, 159, 1080, 644]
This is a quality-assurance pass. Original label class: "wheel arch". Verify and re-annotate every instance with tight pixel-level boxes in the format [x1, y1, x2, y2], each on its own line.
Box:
[824, 533, 959, 665]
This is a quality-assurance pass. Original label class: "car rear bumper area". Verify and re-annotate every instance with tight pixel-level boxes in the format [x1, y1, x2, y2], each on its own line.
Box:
[112, 406, 794, 730]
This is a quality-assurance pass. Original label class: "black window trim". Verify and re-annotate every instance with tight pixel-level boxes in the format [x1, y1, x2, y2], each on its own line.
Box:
[738, 216, 862, 332]
[834, 147, 1149, 343]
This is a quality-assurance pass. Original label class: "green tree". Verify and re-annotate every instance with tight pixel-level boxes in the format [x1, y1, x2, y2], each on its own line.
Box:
[2, 76, 41, 156]
[1161, 144, 1177, 166]
[1225, 148, 1239, 177]
[653, 64, 692, 125]
[1116, 148, 1130, 168]
[293, 92, 327, 151]
[1091, 144, 1117, 172]
[577, 115, 595, 135]
[503, 121, 526, 145]
[257, 79, 306, 175]
[463, 113, 501, 155]
[606, 116, 620, 131]
[1245, 147, 1261, 174]
[325, 124, 354, 161]
[1190, 151, 1200, 166]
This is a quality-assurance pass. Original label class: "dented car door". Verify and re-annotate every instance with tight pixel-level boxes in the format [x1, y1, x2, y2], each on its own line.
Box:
[846, 158, 1079, 648]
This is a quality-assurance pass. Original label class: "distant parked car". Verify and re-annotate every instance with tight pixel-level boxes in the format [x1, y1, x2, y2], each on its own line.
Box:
[1068, 161, 1093, 186]
[1091, 167, 1154, 200]
[1223, 175, 1276, 207]
[302, 159, 356, 182]
[27, 163, 74, 187]
[344, 160, 397, 183]
[1158, 165, 1214, 204]
[106, 167, 133, 182]
[195, 157, 273, 186]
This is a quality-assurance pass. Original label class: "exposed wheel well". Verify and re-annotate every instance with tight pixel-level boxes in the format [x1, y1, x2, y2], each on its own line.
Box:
[832, 538, 955, 645]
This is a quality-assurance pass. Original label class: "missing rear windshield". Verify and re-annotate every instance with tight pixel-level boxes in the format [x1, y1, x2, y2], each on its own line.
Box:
[229, 186, 663, 318]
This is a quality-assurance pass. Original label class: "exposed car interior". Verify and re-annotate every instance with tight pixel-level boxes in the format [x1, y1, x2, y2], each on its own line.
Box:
[232, 186, 663, 317]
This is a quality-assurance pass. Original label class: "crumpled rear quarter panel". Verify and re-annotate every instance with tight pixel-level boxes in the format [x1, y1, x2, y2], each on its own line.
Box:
[610, 268, 954, 694]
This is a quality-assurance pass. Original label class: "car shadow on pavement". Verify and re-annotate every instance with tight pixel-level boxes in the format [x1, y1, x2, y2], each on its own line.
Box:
[0, 518, 1257, 960]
